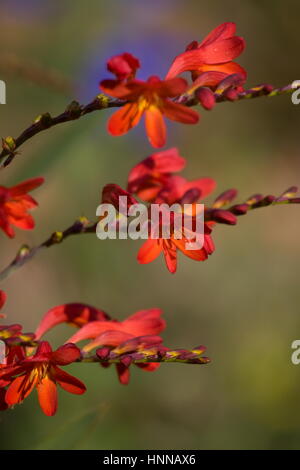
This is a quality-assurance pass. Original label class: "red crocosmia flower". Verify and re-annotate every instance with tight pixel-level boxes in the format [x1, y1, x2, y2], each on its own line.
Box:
[67, 308, 165, 346]
[100, 74, 199, 148]
[107, 53, 140, 80]
[135, 172, 216, 274]
[127, 148, 186, 201]
[0, 177, 44, 238]
[65, 308, 165, 384]
[166, 22, 246, 85]
[137, 223, 215, 274]
[35, 303, 109, 340]
[0, 342, 85, 416]
[101, 157, 216, 273]
[189, 71, 230, 90]
[127, 148, 216, 204]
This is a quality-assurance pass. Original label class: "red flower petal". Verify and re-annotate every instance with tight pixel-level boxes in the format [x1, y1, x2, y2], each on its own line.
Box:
[166, 25, 245, 79]
[128, 147, 186, 184]
[158, 77, 188, 97]
[108, 102, 144, 136]
[116, 363, 130, 385]
[100, 79, 134, 99]
[189, 71, 228, 90]
[163, 100, 199, 124]
[5, 199, 31, 217]
[124, 308, 163, 322]
[35, 303, 108, 340]
[102, 184, 138, 213]
[51, 343, 81, 365]
[52, 366, 86, 395]
[8, 178, 44, 198]
[137, 238, 162, 264]
[35, 341, 53, 357]
[100, 79, 146, 99]
[197, 62, 247, 80]
[0, 216, 15, 238]
[67, 308, 165, 344]
[6, 373, 37, 405]
[86, 330, 133, 351]
[17, 194, 38, 209]
[0, 363, 24, 382]
[162, 240, 177, 273]
[37, 375, 58, 416]
[172, 237, 208, 261]
[66, 321, 120, 344]
[0, 290, 6, 310]
[123, 310, 165, 336]
[127, 148, 186, 200]
[7, 213, 35, 230]
[160, 175, 216, 203]
[182, 178, 216, 199]
[199, 22, 237, 47]
[199, 37, 245, 64]
[136, 362, 160, 372]
[204, 233, 215, 255]
[144, 107, 166, 148]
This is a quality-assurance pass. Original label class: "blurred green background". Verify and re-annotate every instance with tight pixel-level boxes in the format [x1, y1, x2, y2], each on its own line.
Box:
[0, 0, 300, 450]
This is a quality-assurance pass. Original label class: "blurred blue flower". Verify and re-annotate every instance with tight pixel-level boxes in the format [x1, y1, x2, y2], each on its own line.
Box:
[77, 0, 186, 101]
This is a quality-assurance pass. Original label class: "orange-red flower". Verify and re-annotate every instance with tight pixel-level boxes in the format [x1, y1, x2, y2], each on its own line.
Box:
[137, 223, 215, 274]
[102, 149, 216, 273]
[101, 180, 215, 274]
[35, 303, 165, 385]
[35, 302, 109, 340]
[127, 148, 186, 201]
[67, 307, 165, 384]
[166, 22, 246, 85]
[128, 148, 216, 204]
[100, 57, 199, 148]
[0, 177, 44, 238]
[0, 341, 85, 416]
[66, 308, 165, 346]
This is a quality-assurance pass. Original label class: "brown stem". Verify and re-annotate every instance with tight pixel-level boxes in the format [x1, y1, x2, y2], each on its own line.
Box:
[1, 81, 299, 169]
[0, 95, 123, 168]
[1, 188, 299, 282]
[0, 217, 97, 281]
